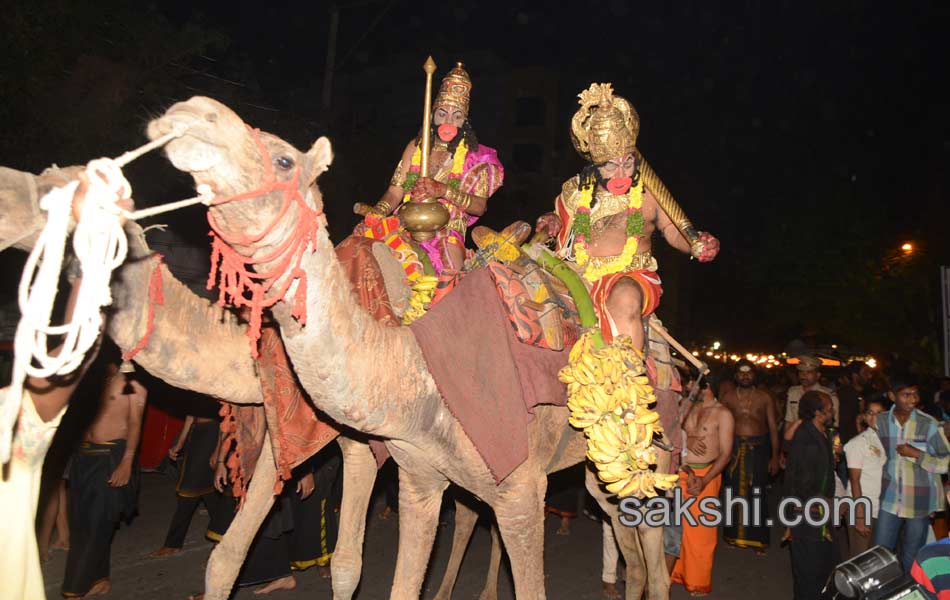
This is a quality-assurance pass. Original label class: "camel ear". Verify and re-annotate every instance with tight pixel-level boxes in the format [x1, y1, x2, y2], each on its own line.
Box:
[304, 137, 333, 185]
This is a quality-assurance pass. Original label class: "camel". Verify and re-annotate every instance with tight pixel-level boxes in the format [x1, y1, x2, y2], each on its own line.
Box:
[1, 102, 672, 598]
[143, 95, 673, 600]
[0, 165, 381, 599]
[2, 164, 492, 598]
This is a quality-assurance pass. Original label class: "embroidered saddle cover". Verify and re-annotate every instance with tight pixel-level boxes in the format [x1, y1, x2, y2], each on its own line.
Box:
[467, 221, 578, 351]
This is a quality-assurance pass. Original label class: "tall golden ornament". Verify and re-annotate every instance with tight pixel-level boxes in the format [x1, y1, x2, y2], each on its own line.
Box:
[399, 56, 450, 242]
[571, 83, 705, 256]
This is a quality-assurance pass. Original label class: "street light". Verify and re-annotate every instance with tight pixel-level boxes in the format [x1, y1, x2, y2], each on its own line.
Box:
[901, 242, 913, 254]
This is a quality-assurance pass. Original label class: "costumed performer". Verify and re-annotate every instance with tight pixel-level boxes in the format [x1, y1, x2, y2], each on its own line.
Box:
[363, 62, 504, 275]
[535, 83, 719, 351]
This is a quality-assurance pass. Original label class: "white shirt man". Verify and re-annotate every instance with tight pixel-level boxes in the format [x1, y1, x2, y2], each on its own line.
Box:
[844, 425, 886, 518]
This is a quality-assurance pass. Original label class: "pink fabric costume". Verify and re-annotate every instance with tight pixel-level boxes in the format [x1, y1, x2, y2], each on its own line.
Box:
[412, 144, 504, 274]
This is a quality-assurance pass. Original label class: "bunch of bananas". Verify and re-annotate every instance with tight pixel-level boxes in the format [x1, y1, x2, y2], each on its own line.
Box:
[401, 275, 439, 324]
[559, 331, 680, 498]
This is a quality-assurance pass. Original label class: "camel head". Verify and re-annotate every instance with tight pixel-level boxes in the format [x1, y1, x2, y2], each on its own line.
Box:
[147, 96, 333, 266]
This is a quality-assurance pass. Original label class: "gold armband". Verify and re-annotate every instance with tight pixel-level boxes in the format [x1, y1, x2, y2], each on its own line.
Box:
[446, 187, 473, 212]
[389, 159, 405, 188]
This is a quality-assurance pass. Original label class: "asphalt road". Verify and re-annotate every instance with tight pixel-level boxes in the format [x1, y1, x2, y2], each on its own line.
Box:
[41, 472, 795, 599]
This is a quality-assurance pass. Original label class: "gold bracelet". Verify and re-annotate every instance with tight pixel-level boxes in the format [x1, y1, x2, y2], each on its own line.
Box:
[372, 200, 392, 215]
[448, 188, 472, 211]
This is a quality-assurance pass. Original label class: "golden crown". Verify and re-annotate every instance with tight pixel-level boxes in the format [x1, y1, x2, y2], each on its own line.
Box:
[570, 83, 640, 164]
[434, 62, 472, 117]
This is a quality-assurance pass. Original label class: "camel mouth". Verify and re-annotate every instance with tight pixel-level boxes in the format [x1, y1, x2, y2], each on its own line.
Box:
[161, 135, 225, 174]
[148, 103, 233, 175]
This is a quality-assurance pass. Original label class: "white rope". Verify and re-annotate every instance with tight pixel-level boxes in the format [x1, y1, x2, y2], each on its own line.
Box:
[122, 184, 214, 221]
[0, 126, 191, 465]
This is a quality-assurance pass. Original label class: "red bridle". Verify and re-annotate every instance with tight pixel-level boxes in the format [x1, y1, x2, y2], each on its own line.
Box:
[206, 125, 325, 357]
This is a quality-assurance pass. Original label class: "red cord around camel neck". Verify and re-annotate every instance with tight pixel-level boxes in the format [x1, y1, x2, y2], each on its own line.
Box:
[206, 125, 324, 357]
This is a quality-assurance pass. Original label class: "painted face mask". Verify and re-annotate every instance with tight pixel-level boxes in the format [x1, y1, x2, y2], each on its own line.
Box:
[437, 123, 459, 142]
[606, 176, 632, 195]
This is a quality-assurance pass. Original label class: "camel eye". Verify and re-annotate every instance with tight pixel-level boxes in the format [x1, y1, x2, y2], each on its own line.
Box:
[275, 155, 295, 170]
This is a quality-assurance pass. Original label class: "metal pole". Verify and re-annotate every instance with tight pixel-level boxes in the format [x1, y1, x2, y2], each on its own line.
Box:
[322, 5, 340, 114]
[941, 266, 950, 376]
[420, 56, 437, 177]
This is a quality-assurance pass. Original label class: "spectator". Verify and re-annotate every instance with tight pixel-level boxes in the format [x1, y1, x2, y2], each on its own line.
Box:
[786, 355, 839, 431]
[671, 375, 734, 595]
[784, 391, 836, 600]
[721, 362, 780, 554]
[0, 268, 94, 599]
[148, 397, 225, 558]
[872, 376, 950, 572]
[910, 487, 950, 599]
[844, 397, 887, 557]
[838, 362, 873, 443]
[62, 349, 147, 598]
[934, 377, 950, 411]
[210, 444, 342, 593]
[37, 476, 70, 562]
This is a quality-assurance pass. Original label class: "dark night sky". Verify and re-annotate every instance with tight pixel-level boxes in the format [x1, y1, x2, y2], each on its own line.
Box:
[2, 1, 948, 362]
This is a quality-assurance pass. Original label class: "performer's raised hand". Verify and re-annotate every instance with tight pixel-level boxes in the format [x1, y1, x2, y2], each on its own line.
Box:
[297, 473, 315, 500]
[694, 232, 720, 262]
[411, 177, 447, 202]
[535, 212, 560, 238]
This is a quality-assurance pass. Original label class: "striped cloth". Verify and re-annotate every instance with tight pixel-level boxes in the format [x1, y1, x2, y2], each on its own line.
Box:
[911, 537, 950, 600]
[876, 408, 950, 518]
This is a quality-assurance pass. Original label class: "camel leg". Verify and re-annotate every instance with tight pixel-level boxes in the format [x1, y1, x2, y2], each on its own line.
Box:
[389, 463, 448, 599]
[493, 469, 547, 600]
[614, 518, 648, 600]
[204, 434, 277, 600]
[635, 520, 669, 600]
[638, 449, 672, 600]
[332, 436, 379, 600]
[586, 457, 672, 600]
[479, 523, 503, 600]
[432, 498, 480, 600]
[585, 465, 645, 600]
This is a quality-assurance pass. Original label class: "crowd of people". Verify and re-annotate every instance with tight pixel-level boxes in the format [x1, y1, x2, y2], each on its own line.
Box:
[546, 356, 950, 599]
[618, 356, 950, 599]
[29, 342, 344, 599]
[1, 60, 947, 600]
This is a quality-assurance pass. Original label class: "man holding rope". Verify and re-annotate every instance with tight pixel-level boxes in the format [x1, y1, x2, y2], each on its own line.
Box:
[0, 172, 124, 599]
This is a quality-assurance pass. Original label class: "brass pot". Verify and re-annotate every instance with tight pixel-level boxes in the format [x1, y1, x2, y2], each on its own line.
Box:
[398, 199, 449, 241]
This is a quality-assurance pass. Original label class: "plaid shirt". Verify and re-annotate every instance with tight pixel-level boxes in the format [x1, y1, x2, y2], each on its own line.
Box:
[876, 407, 950, 518]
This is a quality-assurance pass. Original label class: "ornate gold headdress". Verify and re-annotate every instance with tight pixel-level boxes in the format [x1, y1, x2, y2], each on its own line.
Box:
[434, 62, 472, 117]
[570, 83, 640, 164]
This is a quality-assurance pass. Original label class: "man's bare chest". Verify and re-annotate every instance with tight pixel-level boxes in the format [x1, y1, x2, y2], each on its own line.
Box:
[685, 407, 718, 435]
[732, 390, 765, 419]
